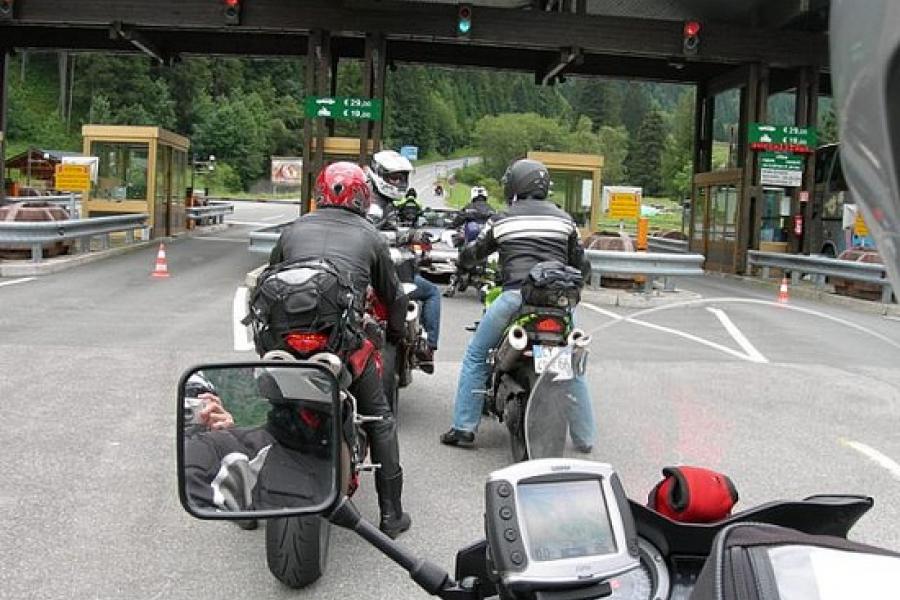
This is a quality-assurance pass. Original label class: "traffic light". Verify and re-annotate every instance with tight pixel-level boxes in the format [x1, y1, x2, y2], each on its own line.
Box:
[0, 0, 14, 20]
[683, 21, 701, 55]
[223, 0, 241, 26]
[457, 3, 472, 36]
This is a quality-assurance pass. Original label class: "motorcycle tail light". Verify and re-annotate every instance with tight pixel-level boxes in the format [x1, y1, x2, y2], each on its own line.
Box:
[535, 317, 564, 333]
[284, 332, 329, 355]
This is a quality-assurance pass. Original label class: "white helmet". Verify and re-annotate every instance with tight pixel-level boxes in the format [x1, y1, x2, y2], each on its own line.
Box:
[470, 186, 488, 201]
[365, 150, 413, 201]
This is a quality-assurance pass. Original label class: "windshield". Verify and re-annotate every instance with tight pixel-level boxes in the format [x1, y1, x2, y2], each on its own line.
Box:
[526, 295, 900, 548]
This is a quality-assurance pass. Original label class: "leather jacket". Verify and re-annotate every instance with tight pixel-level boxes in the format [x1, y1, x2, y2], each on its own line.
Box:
[270, 207, 406, 342]
[459, 198, 586, 290]
[451, 199, 495, 228]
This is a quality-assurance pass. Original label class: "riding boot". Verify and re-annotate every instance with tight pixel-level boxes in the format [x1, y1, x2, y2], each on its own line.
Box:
[375, 469, 411, 539]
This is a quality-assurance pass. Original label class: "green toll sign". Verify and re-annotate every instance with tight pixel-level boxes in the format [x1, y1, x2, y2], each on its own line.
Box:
[749, 123, 817, 153]
[304, 96, 383, 121]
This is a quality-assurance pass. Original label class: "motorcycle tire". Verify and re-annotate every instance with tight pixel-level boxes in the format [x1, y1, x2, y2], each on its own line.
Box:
[265, 515, 331, 589]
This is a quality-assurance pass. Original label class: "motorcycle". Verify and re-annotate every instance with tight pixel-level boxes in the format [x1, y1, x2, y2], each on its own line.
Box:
[183, 292, 900, 597]
[476, 262, 591, 462]
[444, 221, 495, 298]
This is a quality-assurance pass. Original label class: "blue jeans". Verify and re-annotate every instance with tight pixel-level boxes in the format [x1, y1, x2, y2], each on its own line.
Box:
[452, 290, 596, 447]
[410, 275, 441, 349]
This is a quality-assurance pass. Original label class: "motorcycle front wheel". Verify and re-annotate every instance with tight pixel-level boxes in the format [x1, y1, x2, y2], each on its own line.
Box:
[265, 515, 331, 588]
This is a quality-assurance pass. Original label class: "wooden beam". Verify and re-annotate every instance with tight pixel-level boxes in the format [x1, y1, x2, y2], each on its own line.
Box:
[6, 0, 829, 68]
[0, 49, 7, 203]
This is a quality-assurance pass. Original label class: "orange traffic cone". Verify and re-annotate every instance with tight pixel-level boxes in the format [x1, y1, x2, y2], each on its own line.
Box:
[151, 242, 170, 278]
[777, 276, 789, 304]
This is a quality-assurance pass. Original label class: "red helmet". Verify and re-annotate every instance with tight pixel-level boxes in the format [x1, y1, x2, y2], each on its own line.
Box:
[315, 162, 371, 215]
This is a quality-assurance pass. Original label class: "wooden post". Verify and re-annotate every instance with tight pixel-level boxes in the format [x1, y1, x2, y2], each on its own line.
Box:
[359, 34, 375, 166]
[0, 49, 7, 203]
[797, 66, 819, 255]
[738, 64, 768, 273]
[328, 52, 339, 137]
[301, 32, 319, 215]
[372, 34, 387, 152]
[312, 31, 332, 200]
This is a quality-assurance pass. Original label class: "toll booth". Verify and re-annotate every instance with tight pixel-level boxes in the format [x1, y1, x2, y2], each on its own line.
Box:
[526, 151, 603, 236]
[82, 125, 189, 238]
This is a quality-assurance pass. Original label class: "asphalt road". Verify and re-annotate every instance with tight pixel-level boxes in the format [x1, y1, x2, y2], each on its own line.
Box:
[2, 204, 900, 599]
[411, 158, 478, 209]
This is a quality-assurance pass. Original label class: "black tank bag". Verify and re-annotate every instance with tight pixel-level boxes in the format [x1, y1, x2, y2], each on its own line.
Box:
[691, 522, 900, 600]
[520, 260, 583, 308]
[245, 259, 361, 356]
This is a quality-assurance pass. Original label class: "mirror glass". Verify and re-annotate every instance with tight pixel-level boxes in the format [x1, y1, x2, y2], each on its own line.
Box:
[178, 363, 340, 519]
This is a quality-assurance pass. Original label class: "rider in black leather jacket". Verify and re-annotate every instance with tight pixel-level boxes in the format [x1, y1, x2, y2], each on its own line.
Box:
[268, 162, 411, 539]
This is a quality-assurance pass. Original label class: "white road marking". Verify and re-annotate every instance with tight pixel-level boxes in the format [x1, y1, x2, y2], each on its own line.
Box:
[192, 237, 247, 243]
[228, 220, 272, 227]
[841, 439, 900, 482]
[233, 286, 255, 352]
[262, 214, 287, 222]
[706, 307, 769, 363]
[581, 302, 762, 363]
[0, 277, 36, 288]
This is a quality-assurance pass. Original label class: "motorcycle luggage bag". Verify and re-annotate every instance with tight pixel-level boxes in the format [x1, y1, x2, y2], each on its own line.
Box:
[520, 260, 583, 308]
[691, 522, 900, 600]
[245, 259, 360, 355]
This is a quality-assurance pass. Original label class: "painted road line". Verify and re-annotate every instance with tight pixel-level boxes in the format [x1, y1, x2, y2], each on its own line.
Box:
[0, 277, 36, 288]
[262, 214, 287, 222]
[228, 220, 272, 227]
[233, 286, 255, 352]
[581, 302, 760, 363]
[841, 439, 900, 482]
[192, 237, 248, 243]
[706, 307, 769, 363]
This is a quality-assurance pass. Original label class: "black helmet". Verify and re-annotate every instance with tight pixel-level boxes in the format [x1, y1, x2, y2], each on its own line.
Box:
[502, 159, 551, 202]
[405, 187, 418, 199]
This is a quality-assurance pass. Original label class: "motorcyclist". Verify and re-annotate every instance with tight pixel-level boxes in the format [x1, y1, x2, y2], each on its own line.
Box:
[440, 159, 596, 450]
[268, 161, 411, 538]
[451, 186, 496, 238]
[398, 187, 425, 227]
[366, 150, 442, 374]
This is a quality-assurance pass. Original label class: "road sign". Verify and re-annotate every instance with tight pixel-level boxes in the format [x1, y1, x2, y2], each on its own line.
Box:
[749, 123, 817, 153]
[759, 151, 804, 186]
[608, 191, 640, 220]
[271, 157, 303, 185]
[854, 213, 869, 237]
[400, 146, 419, 161]
[304, 96, 383, 121]
[54, 164, 91, 192]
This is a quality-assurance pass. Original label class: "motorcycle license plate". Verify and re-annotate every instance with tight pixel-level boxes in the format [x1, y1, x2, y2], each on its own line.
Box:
[533, 345, 574, 380]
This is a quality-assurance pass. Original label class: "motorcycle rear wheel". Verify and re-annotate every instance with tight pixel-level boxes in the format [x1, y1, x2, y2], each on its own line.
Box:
[265, 515, 331, 588]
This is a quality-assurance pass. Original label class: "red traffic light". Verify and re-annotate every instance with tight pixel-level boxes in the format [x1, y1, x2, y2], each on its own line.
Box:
[683, 21, 701, 37]
[458, 4, 471, 19]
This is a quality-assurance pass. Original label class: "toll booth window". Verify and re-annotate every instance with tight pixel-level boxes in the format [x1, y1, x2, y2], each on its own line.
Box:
[91, 142, 150, 201]
[710, 185, 738, 242]
[692, 187, 707, 242]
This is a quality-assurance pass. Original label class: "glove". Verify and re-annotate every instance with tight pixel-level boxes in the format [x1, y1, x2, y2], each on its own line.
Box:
[647, 466, 738, 523]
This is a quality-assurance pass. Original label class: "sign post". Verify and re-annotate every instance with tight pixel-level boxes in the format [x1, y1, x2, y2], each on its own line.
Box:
[749, 123, 818, 154]
[759, 152, 804, 187]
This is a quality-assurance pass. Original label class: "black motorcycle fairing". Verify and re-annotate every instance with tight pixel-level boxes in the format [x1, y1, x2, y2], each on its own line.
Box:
[631, 494, 873, 557]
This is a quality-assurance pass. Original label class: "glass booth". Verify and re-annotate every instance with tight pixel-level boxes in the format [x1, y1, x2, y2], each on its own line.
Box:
[526, 151, 603, 235]
[82, 125, 189, 238]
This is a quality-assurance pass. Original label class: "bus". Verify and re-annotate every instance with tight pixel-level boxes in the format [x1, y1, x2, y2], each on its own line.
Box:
[812, 143, 875, 256]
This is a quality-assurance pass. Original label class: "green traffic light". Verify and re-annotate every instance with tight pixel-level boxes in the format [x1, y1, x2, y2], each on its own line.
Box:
[458, 19, 471, 34]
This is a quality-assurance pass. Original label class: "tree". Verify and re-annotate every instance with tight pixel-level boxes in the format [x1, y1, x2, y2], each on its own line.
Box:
[596, 126, 629, 185]
[621, 82, 652, 137]
[473, 113, 567, 178]
[660, 90, 695, 200]
[624, 110, 667, 195]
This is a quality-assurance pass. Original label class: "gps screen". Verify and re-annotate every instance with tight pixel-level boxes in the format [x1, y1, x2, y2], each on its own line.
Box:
[518, 479, 617, 562]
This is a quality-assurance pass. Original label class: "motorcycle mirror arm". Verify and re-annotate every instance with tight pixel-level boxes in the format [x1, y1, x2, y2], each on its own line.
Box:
[329, 498, 480, 599]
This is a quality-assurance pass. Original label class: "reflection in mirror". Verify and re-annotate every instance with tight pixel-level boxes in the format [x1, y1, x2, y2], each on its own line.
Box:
[179, 364, 340, 518]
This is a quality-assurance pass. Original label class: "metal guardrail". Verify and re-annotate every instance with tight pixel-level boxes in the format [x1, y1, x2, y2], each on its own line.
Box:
[585, 249, 705, 292]
[187, 201, 234, 224]
[249, 227, 281, 255]
[2, 193, 82, 218]
[748, 250, 894, 304]
[647, 237, 689, 254]
[0, 214, 148, 262]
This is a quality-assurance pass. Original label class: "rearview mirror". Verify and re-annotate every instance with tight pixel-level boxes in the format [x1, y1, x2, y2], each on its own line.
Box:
[177, 362, 342, 520]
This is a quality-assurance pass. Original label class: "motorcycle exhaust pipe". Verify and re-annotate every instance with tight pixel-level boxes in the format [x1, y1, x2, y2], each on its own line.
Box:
[567, 328, 591, 348]
[308, 352, 343, 377]
[494, 325, 528, 372]
[263, 350, 296, 361]
[406, 300, 419, 323]
[567, 328, 591, 377]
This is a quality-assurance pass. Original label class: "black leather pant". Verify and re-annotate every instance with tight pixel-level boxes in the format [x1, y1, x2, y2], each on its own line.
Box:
[349, 356, 401, 479]
[380, 342, 399, 411]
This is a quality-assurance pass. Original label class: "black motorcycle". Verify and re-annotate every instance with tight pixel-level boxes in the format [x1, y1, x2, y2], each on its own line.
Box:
[478, 262, 591, 462]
